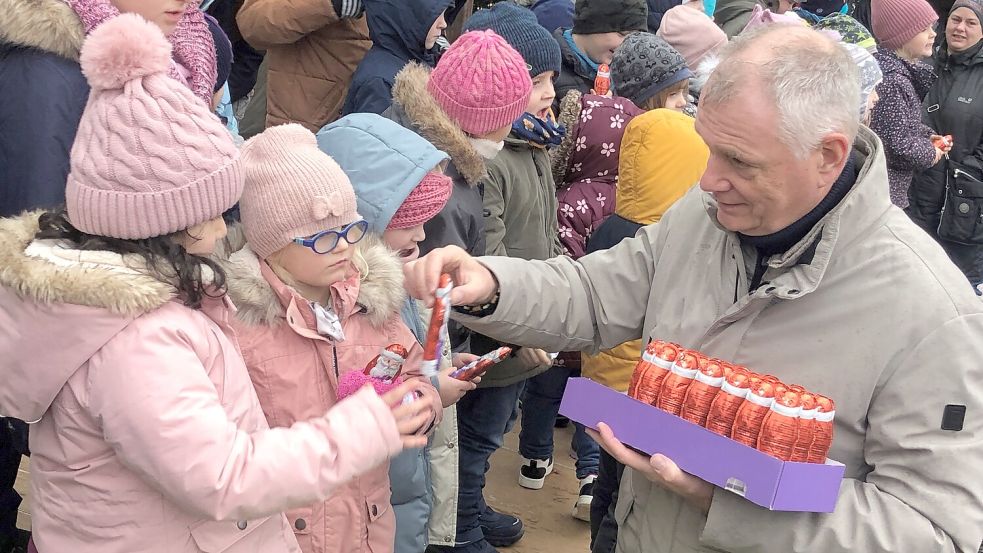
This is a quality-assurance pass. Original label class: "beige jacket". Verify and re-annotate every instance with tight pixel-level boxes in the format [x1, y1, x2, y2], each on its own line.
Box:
[456, 127, 983, 553]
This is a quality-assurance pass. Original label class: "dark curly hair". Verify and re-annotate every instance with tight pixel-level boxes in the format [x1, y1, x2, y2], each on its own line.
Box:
[35, 209, 227, 309]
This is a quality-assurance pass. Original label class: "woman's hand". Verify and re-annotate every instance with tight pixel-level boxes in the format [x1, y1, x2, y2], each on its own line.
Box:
[381, 381, 435, 449]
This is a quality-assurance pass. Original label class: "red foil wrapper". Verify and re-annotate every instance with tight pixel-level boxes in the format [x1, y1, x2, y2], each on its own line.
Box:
[656, 349, 700, 416]
[757, 391, 802, 461]
[731, 380, 775, 447]
[594, 63, 611, 96]
[807, 396, 836, 463]
[680, 358, 725, 427]
[791, 393, 818, 462]
[706, 369, 751, 436]
[629, 341, 678, 405]
[421, 274, 453, 378]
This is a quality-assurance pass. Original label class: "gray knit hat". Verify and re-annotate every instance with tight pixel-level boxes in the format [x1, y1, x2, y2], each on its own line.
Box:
[573, 0, 648, 35]
[610, 32, 692, 106]
[465, 2, 562, 77]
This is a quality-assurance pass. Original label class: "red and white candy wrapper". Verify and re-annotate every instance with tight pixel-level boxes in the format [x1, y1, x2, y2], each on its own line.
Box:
[451, 347, 512, 381]
[421, 274, 453, 379]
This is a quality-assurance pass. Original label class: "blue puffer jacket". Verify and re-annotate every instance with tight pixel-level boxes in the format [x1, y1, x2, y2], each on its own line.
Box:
[316, 113, 453, 553]
[342, 0, 454, 116]
[0, 0, 89, 217]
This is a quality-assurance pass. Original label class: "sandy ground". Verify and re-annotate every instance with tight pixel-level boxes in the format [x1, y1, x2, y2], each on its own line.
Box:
[15, 424, 592, 552]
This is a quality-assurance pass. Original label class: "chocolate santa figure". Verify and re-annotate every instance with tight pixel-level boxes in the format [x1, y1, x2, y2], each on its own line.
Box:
[364, 344, 408, 382]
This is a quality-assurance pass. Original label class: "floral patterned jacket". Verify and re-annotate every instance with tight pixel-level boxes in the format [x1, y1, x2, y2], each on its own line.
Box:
[552, 92, 644, 259]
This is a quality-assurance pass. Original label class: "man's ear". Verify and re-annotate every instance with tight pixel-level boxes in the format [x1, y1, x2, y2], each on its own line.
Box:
[816, 132, 851, 189]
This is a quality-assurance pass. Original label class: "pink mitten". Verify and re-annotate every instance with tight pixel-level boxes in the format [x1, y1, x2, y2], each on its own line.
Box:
[337, 370, 404, 400]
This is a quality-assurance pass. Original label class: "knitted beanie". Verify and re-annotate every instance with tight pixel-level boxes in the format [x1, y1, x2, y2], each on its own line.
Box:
[871, 0, 938, 51]
[657, 6, 728, 71]
[951, 0, 983, 21]
[66, 14, 241, 240]
[464, 2, 563, 77]
[573, 0, 649, 35]
[814, 13, 877, 52]
[427, 30, 533, 136]
[205, 14, 233, 94]
[389, 171, 454, 230]
[610, 32, 693, 106]
[239, 124, 359, 260]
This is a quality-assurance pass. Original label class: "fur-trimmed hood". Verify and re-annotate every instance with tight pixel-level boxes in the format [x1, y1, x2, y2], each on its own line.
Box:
[0, 0, 85, 60]
[390, 62, 487, 186]
[0, 212, 180, 422]
[221, 230, 407, 329]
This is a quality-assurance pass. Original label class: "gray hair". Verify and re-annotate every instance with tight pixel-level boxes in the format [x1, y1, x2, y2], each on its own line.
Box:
[701, 26, 861, 159]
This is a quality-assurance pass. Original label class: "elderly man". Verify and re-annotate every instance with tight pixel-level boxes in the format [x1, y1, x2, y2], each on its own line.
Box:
[404, 25, 983, 553]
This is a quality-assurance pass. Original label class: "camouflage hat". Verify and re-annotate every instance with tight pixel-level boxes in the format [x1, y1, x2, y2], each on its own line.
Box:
[814, 13, 877, 52]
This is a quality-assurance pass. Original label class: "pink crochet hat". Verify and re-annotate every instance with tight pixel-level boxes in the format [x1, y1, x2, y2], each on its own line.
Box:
[239, 124, 360, 260]
[66, 14, 241, 240]
[657, 6, 728, 71]
[389, 171, 453, 230]
[427, 30, 533, 136]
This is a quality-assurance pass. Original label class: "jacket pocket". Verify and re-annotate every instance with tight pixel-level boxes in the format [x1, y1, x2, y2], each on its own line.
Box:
[365, 484, 395, 553]
[188, 515, 274, 552]
[285, 506, 313, 553]
[938, 163, 983, 244]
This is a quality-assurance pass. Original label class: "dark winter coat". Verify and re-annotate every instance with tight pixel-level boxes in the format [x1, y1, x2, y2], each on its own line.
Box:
[909, 39, 983, 284]
[551, 91, 643, 259]
[869, 48, 938, 208]
[343, 0, 453, 116]
[0, 0, 88, 218]
[384, 62, 489, 349]
[552, 28, 596, 113]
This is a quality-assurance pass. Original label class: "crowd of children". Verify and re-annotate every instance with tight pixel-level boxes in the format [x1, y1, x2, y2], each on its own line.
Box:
[1, 0, 974, 552]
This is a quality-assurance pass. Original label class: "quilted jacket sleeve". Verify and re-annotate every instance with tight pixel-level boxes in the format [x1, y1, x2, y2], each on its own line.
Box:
[237, 0, 343, 49]
[869, 77, 937, 172]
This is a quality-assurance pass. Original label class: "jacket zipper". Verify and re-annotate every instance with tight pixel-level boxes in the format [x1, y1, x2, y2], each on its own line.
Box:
[332, 344, 340, 379]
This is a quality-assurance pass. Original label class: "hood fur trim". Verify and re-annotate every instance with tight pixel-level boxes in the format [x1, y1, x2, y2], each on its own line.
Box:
[222, 232, 407, 329]
[392, 62, 487, 186]
[0, 0, 85, 60]
[0, 212, 175, 315]
[551, 90, 583, 186]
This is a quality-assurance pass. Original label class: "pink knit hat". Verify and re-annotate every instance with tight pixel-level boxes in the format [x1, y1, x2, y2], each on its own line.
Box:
[871, 0, 938, 51]
[239, 124, 360, 260]
[389, 171, 453, 230]
[66, 14, 241, 240]
[657, 6, 728, 71]
[427, 30, 533, 136]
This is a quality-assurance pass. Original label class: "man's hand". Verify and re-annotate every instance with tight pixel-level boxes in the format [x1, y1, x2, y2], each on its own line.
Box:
[516, 347, 553, 370]
[587, 422, 714, 516]
[403, 246, 498, 307]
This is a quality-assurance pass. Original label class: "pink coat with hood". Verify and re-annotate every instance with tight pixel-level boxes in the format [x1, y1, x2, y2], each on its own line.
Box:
[0, 213, 405, 553]
[221, 228, 442, 553]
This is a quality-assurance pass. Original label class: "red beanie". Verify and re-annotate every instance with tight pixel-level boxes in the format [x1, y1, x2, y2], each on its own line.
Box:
[388, 171, 453, 230]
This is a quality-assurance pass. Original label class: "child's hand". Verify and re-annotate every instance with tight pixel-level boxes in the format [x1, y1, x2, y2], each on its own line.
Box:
[382, 381, 434, 449]
[438, 357, 480, 407]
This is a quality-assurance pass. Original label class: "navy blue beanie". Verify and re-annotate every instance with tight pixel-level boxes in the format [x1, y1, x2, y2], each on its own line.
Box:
[205, 14, 233, 94]
[464, 2, 562, 77]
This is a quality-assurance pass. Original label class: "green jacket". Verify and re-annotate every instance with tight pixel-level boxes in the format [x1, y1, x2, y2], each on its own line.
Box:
[471, 134, 563, 387]
[457, 126, 983, 552]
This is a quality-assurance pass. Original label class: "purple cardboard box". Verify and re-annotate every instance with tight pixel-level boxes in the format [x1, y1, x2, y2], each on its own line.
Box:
[559, 378, 845, 512]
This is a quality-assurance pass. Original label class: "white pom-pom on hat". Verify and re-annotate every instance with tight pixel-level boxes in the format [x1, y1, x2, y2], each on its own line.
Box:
[79, 13, 173, 91]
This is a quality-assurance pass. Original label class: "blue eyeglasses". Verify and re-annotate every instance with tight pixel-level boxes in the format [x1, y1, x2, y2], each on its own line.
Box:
[293, 220, 369, 254]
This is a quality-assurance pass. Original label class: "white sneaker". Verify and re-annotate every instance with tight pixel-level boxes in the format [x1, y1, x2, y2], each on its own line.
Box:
[518, 456, 554, 490]
[572, 475, 597, 522]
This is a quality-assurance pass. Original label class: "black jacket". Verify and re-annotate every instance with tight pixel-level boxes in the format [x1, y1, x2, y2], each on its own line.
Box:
[552, 28, 595, 113]
[0, 0, 88, 217]
[910, 40, 983, 225]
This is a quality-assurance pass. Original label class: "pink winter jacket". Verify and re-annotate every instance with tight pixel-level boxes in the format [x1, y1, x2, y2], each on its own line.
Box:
[222, 238, 442, 553]
[0, 213, 404, 553]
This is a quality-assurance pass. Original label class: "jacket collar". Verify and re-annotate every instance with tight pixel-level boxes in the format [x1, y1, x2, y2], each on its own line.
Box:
[391, 62, 488, 186]
[0, 0, 85, 60]
[554, 28, 596, 81]
[0, 212, 180, 315]
[703, 126, 892, 298]
[222, 233, 406, 330]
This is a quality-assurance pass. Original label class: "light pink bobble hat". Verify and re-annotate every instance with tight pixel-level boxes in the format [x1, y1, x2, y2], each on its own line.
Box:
[66, 14, 241, 240]
[238, 124, 359, 260]
[427, 30, 533, 136]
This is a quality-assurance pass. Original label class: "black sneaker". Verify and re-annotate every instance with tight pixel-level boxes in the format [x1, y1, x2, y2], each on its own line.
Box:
[572, 475, 597, 522]
[518, 456, 554, 490]
[426, 539, 499, 553]
[554, 415, 570, 428]
[479, 506, 524, 547]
